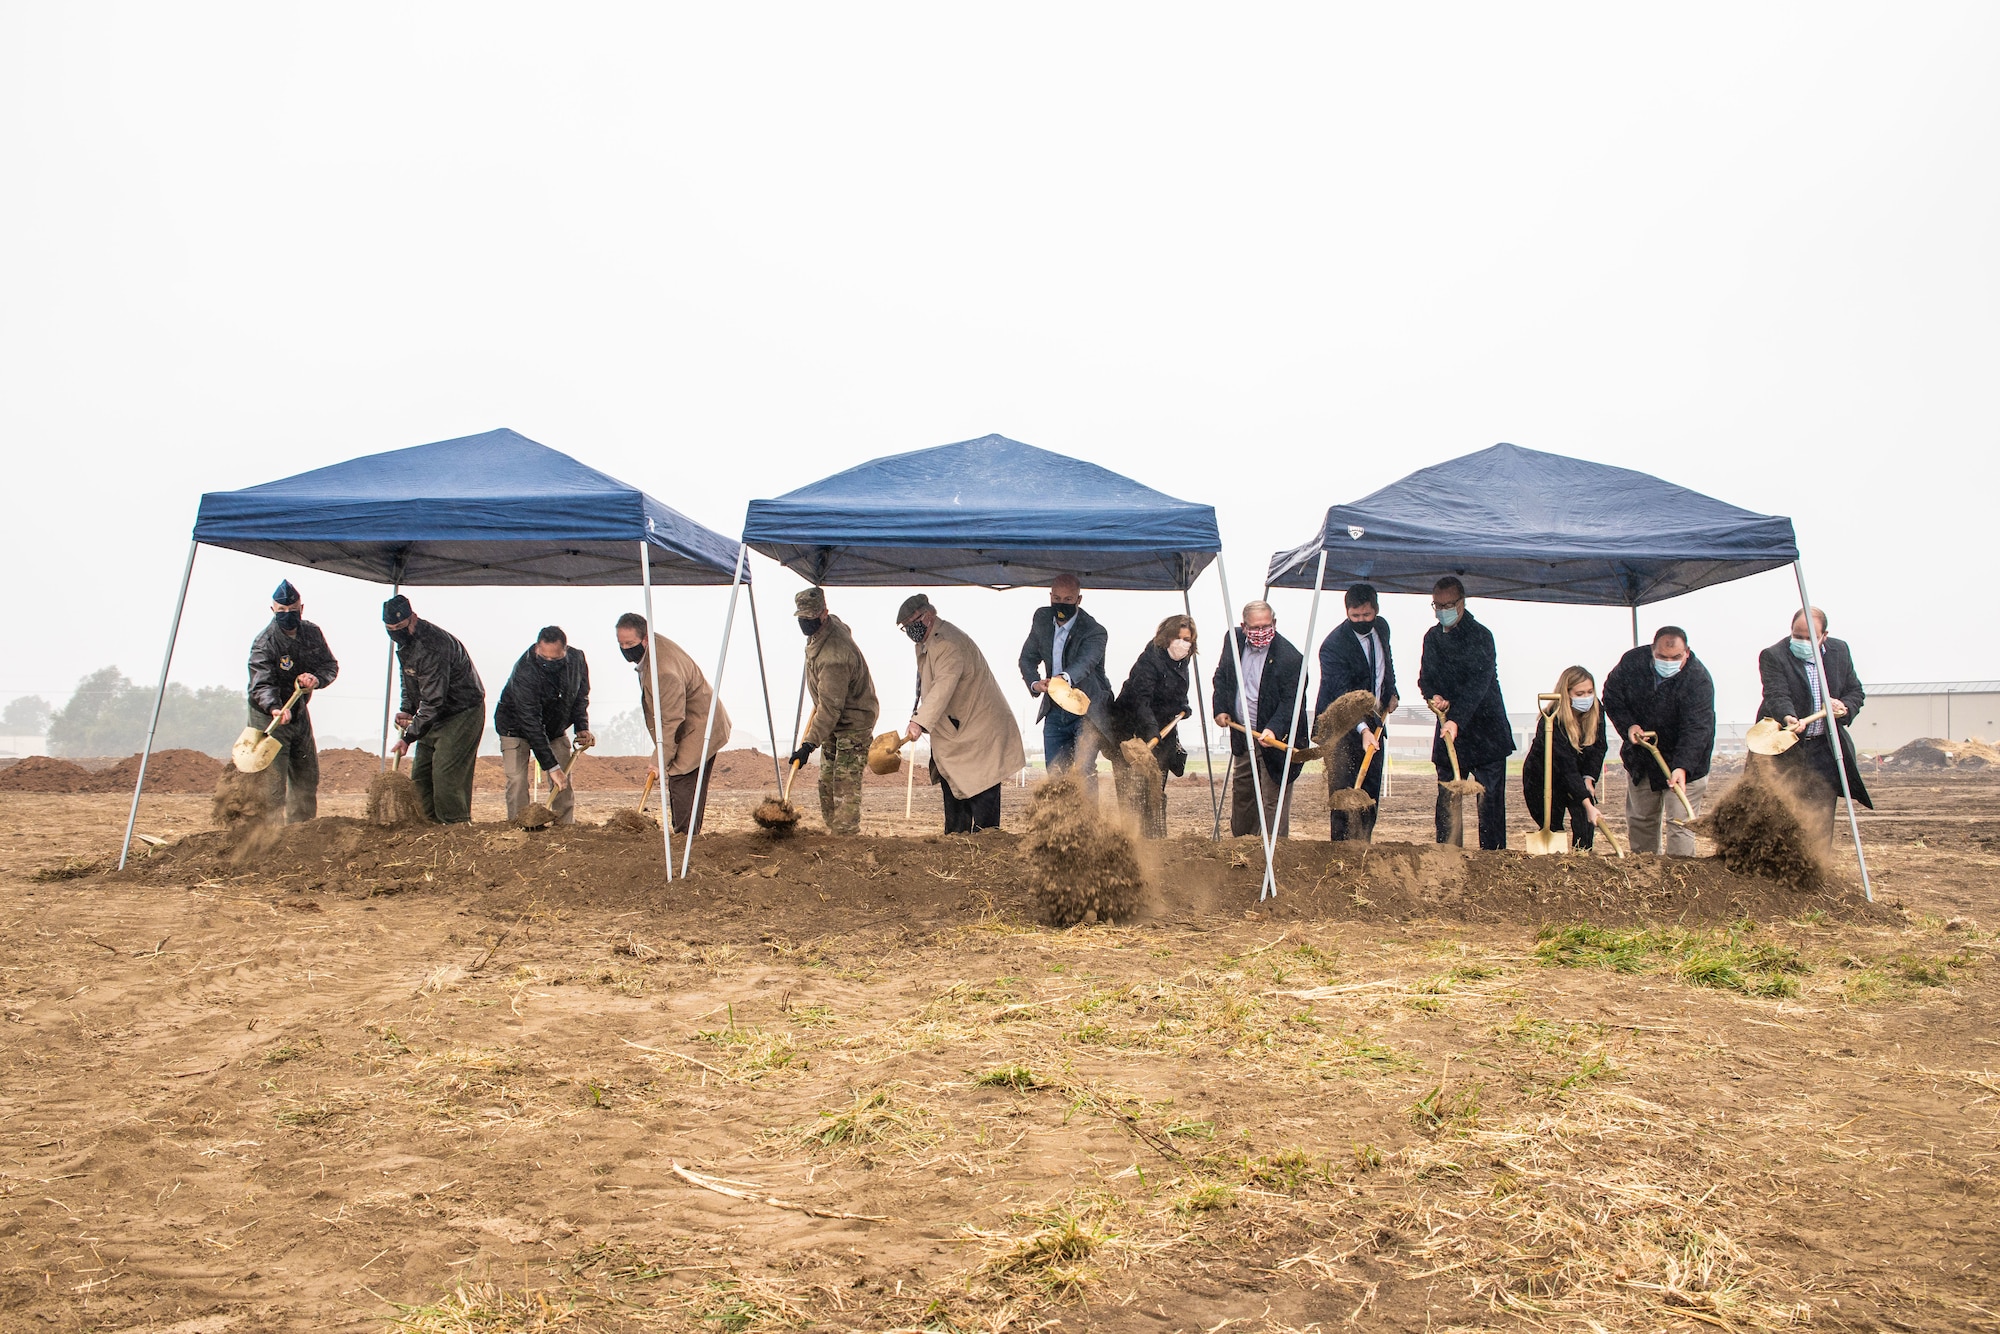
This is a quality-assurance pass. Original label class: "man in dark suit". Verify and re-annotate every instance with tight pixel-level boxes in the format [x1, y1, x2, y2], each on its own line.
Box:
[1018, 573, 1116, 796]
[1212, 600, 1310, 837]
[1315, 582, 1399, 842]
[1757, 605, 1871, 845]
[1418, 577, 1513, 849]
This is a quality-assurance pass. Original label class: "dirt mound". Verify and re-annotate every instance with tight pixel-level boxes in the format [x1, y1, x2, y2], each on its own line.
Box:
[604, 807, 657, 833]
[96, 748, 223, 793]
[1883, 736, 2000, 770]
[1021, 774, 1146, 926]
[1702, 760, 1826, 891]
[0, 756, 97, 793]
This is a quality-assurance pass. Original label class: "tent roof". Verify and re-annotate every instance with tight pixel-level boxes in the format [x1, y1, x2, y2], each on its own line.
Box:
[742, 434, 1220, 590]
[1267, 443, 1798, 606]
[192, 428, 745, 586]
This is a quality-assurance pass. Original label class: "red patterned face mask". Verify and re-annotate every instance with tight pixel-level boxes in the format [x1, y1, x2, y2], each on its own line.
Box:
[1244, 624, 1276, 650]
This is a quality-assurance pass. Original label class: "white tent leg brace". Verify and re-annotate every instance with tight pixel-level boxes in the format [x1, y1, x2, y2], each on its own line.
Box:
[1793, 560, 1872, 901]
[1184, 586, 1223, 841]
[681, 544, 748, 879]
[119, 540, 198, 870]
[745, 580, 784, 790]
[1216, 558, 1276, 899]
[641, 542, 676, 882]
[1267, 551, 1327, 898]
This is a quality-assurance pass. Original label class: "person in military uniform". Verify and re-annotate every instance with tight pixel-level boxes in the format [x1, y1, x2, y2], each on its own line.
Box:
[384, 594, 486, 824]
[246, 579, 338, 822]
[494, 625, 594, 825]
[789, 588, 878, 835]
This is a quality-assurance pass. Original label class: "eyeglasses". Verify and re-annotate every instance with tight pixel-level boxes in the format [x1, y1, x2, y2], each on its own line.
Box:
[1429, 599, 1461, 612]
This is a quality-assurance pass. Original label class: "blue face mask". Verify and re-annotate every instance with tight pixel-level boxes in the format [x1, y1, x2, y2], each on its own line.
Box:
[1436, 606, 1461, 629]
[1789, 636, 1815, 661]
[1653, 657, 1683, 678]
[1570, 694, 1595, 712]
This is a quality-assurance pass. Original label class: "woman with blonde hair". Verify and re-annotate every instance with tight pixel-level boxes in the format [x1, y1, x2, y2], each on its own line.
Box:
[1521, 664, 1609, 850]
[1108, 614, 1198, 836]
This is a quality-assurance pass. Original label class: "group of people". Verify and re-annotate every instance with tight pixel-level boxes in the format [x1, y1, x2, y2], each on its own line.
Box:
[241, 572, 1870, 853]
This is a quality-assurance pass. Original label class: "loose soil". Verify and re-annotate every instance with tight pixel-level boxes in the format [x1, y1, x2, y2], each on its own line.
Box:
[0, 770, 1995, 1332]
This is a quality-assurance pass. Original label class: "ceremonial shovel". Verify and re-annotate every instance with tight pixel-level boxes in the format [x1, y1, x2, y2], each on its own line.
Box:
[1427, 702, 1483, 847]
[231, 684, 306, 774]
[1636, 729, 1696, 822]
[1745, 709, 1827, 757]
[1524, 696, 1571, 856]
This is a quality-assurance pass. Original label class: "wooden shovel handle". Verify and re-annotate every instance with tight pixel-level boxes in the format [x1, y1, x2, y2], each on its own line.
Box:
[1352, 728, 1383, 788]
[1427, 701, 1464, 782]
[1146, 714, 1186, 748]
[638, 771, 656, 811]
[782, 759, 801, 803]
[1225, 719, 1304, 755]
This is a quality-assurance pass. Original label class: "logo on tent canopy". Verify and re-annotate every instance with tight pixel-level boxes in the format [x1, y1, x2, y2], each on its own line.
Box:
[1347, 526, 1366, 541]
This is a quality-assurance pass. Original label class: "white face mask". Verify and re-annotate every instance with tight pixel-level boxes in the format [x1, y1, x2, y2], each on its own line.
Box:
[1570, 693, 1595, 712]
[1167, 639, 1193, 661]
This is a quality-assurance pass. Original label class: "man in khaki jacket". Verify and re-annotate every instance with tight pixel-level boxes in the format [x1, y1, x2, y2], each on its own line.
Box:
[897, 594, 1026, 833]
[789, 587, 878, 834]
[615, 612, 731, 834]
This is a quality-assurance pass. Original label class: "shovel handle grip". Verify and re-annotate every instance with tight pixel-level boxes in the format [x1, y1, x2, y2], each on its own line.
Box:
[1352, 728, 1383, 789]
[782, 759, 801, 803]
[1427, 701, 1465, 782]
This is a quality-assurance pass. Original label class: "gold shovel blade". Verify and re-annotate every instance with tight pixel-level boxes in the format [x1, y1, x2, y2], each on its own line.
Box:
[1744, 718, 1798, 756]
[231, 729, 283, 774]
[1524, 828, 1571, 856]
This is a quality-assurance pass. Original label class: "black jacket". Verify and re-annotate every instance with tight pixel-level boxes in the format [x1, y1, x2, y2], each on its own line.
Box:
[397, 619, 486, 743]
[1211, 629, 1310, 781]
[1521, 706, 1607, 822]
[1315, 615, 1398, 722]
[1758, 636, 1871, 807]
[247, 618, 339, 717]
[1602, 645, 1716, 788]
[1417, 610, 1515, 771]
[1018, 605, 1115, 733]
[494, 646, 591, 771]
[1113, 642, 1193, 776]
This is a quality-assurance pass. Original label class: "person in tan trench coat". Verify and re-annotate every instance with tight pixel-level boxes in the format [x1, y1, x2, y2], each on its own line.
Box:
[897, 594, 1026, 833]
[615, 612, 731, 834]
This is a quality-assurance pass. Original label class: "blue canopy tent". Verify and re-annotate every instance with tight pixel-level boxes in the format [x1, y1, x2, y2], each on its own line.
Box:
[120, 428, 772, 881]
[661, 434, 1227, 872]
[1264, 443, 1869, 897]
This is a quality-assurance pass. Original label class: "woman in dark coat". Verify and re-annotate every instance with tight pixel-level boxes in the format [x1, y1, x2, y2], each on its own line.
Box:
[1521, 664, 1609, 850]
[1109, 615, 1197, 836]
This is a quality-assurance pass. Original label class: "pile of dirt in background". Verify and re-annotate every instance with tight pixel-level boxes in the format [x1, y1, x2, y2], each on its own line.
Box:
[1021, 774, 1147, 927]
[0, 756, 98, 793]
[1881, 736, 2000, 770]
[0, 750, 220, 794]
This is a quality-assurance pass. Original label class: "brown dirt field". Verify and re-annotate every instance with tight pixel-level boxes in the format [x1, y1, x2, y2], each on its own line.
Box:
[0, 770, 1996, 1332]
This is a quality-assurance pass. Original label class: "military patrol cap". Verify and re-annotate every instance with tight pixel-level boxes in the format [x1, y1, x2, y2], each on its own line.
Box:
[272, 579, 300, 606]
[794, 587, 826, 617]
[382, 593, 413, 623]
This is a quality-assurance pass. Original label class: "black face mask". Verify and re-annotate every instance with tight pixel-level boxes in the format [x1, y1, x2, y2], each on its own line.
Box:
[798, 617, 823, 637]
[539, 652, 566, 671]
[621, 642, 646, 664]
[903, 621, 929, 643]
[275, 610, 302, 633]
[388, 625, 413, 647]
[1051, 604, 1076, 623]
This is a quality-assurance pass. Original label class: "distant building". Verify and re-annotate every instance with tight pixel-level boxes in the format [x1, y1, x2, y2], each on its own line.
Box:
[1852, 682, 2000, 753]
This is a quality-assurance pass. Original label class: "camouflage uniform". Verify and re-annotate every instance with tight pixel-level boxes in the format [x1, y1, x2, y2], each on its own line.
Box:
[796, 590, 879, 836]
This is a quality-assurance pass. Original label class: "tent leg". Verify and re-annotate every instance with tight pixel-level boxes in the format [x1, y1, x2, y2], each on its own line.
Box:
[1631, 605, 1639, 649]
[1216, 558, 1276, 899]
[1267, 552, 1327, 900]
[1185, 586, 1222, 841]
[378, 579, 401, 771]
[745, 579, 784, 790]
[1793, 560, 1872, 901]
[681, 544, 748, 879]
[120, 540, 198, 870]
[641, 543, 676, 882]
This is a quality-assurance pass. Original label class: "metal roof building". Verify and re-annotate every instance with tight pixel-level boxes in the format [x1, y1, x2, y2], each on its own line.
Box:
[1853, 682, 2000, 752]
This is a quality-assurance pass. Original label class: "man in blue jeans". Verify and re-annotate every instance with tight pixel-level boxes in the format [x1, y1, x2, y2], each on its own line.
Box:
[1018, 573, 1115, 797]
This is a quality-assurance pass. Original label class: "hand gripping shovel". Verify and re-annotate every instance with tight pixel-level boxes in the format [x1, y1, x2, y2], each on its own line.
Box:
[1636, 729, 1696, 822]
[1427, 702, 1483, 847]
[1223, 719, 1321, 762]
[231, 684, 306, 774]
[1745, 709, 1827, 757]
[1525, 696, 1571, 856]
[1329, 728, 1383, 817]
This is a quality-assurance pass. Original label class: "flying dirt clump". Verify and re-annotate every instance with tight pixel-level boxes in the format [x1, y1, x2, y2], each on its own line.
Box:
[1701, 760, 1826, 891]
[1022, 774, 1146, 927]
[1113, 738, 1166, 837]
[751, 796, 801, 837]
[210, 765, 272, 827]
[604, 808, 657, 833]
[367, 765, 424, 827]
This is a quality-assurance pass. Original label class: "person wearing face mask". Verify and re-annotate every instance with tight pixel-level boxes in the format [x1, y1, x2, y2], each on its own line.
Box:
[244, 579, 339, 823]
[899, 594, 1026, 833]
[1521, 666, 1609, 850]
[1018, 574, 1116, 795]
[1418, 576, 1513, 849]
[790, 587, 878, 835]
[1315, 583, 1400, 842]
[1211, 600, 1309, 838]
[1109, 614, 1199, 836]
[1602, 626, 1715, 855]
[1756, 606, 1871, 844]
[614, 612, 730, 835]
[383, 594, 485, 824]
[493, 626, 593, 826]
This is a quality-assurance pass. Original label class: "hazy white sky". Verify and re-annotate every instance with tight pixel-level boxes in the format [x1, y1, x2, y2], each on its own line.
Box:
[3, 4, 1995, 750]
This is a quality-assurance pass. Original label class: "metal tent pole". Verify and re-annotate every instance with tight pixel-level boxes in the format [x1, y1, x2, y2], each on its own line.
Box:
[1215, 557, 1276, 899]
[681, 543, 748, 879]
[745, 579, 784, 790]
[119, 541, 199, 870]
[640, 542, 676, 882]
[1184, 585, 1223, 841]
[378, 578, 401, 771]
[1267, 551, 1327, 893]
[1793, 560, 1872, 901]
[1631, 605, 1639, 649]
